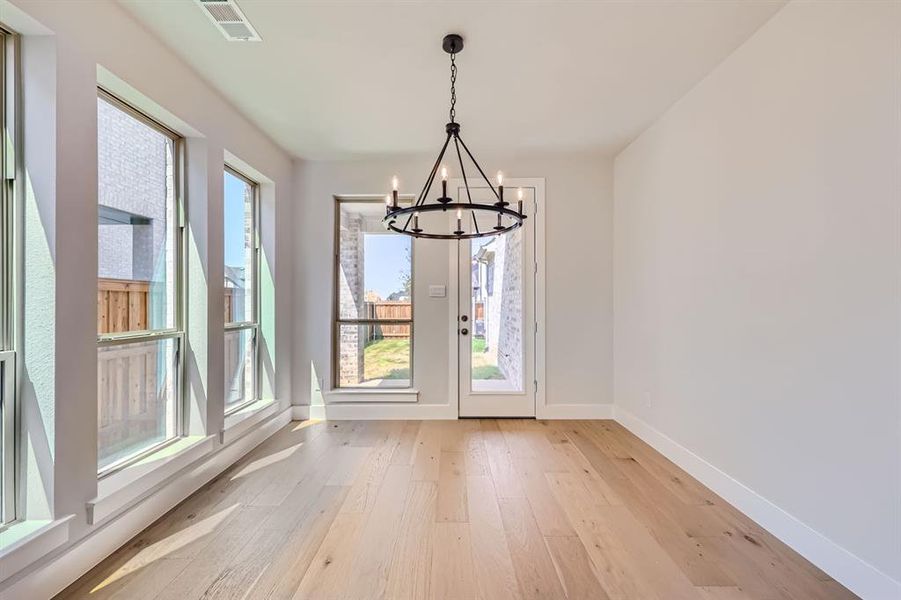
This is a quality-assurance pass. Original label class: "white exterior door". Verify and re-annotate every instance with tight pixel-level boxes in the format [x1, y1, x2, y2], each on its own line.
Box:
[453, 179, 540, 417]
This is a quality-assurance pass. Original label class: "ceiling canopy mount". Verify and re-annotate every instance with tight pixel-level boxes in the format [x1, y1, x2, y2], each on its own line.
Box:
[442, 33, 464, 54]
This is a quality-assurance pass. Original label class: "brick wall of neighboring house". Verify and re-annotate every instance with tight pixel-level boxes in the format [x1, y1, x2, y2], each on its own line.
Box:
[478, 229, 524, 389]
[338, 210, 364, 385]
[97, 98, 175, 330]
[496, 229, 523, 388]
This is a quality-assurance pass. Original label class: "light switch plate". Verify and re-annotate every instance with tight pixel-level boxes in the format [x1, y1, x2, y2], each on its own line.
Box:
[429, 285, 447, 298]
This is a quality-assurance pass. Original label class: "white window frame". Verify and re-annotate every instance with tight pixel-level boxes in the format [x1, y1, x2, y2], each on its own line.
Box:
[96, 89, 186, 478]
[0, 24, 19, 529]
[223, 165, 260, 415]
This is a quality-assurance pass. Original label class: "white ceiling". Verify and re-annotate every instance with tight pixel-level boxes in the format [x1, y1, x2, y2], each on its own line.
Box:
[119, 0, 785, 160]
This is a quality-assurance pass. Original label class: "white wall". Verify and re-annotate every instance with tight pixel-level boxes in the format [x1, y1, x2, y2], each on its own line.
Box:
[294, 150, 613, 415]
[1, 0, 294, 595]
[613, 1, 900, 595]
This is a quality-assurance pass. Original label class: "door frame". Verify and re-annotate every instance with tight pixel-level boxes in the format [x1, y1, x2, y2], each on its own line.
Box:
[447, 177, 546, 418]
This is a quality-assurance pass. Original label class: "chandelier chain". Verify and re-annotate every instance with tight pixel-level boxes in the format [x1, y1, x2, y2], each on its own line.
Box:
[449, 51, 457, 123]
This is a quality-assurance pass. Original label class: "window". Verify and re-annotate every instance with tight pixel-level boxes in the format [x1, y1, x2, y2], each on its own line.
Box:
[334, 198, 413, 388]
[96, 91, 183, 474]
[223, 167, 259, 413]
[1, 25, 17, 526]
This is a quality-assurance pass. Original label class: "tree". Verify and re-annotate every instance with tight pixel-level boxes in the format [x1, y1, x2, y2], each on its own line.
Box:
[399, 244, 412, 298]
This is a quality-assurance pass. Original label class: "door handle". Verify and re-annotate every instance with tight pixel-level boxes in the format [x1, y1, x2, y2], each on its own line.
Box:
[460, 328, 469, 335]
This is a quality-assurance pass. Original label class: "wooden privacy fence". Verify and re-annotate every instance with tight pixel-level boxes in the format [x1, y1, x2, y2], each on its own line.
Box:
[96, 278, 243, 462]
[224, 287, 237, 323]
[98, 279, 239, 334]
[363, 301, 411, 340]
[97, 340, 168, 460]
[474, 301, 485, 321]
[98, 278, 150, 334]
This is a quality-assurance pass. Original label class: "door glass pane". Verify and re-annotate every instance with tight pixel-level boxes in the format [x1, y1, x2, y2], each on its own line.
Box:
[338, 202, 412, 320]
[224, 171, 254, 323]
[97, 338, 178, 470]
[225, 328, 255, 411]
[97, 96, 177, 334]
[470, 229, 524, 392]
[338, 323, 411, 388]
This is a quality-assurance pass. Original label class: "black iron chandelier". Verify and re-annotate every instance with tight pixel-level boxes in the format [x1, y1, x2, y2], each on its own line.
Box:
[383, 34, 526, 240]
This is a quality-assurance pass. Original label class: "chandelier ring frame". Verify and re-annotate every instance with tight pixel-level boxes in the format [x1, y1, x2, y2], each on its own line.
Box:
[385, 202, 525, 240]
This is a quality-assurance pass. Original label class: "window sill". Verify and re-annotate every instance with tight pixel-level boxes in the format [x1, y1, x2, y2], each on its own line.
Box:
[325, 389, 420, 403]
[0, 516, 74, 584]
[222, 398, 278, 445]
[86, 401, 280, 525]
[87, 434, 215, 525]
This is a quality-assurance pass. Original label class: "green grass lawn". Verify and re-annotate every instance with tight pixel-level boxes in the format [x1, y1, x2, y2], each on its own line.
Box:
[470, 337, 503, 379]
[362, 336, 502, 381]
[472, 365, 504, 380]
[363, 338, 411, 380]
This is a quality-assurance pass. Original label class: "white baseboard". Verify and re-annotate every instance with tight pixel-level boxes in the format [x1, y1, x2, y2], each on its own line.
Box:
[291, 402, 456, 420]
[4, 407, 292, 599]
[292, 403, 614, 421]
[537, 403, 614, 419]
[614, 407, 901, 600]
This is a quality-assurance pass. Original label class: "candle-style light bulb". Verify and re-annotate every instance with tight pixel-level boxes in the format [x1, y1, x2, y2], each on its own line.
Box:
[392, 176, 399, 191]
[391, 176, 399, 208]
[496, 171, 505, 205]
[456, 208, 462, 219]
[517, 187, 524, 215]
[496, 171, 504, 186]
[385, 194, 392, 216]
[413, 211, 420, 232]
[455, 208, 463, 235]
[440, 166, 449, 201]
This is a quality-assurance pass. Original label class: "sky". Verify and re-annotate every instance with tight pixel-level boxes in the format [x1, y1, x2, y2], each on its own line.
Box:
[224, 171, 249, 268]
[363, 234, 410, 299]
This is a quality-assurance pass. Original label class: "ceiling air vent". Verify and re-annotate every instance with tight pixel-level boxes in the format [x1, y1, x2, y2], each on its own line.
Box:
[194, 0, 261, 42]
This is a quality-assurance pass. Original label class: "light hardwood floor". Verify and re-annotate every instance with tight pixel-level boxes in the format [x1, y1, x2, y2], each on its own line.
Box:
[57, 420, 858, 600]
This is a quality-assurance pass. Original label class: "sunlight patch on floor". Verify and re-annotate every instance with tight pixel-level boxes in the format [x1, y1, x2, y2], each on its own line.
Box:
[292, 419, 322, 432]
[88, 503, 240, 592]
[230, 443, 302, 480]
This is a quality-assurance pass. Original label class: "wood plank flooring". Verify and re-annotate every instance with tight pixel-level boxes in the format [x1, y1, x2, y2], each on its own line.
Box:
[56, 420, 858, 600]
